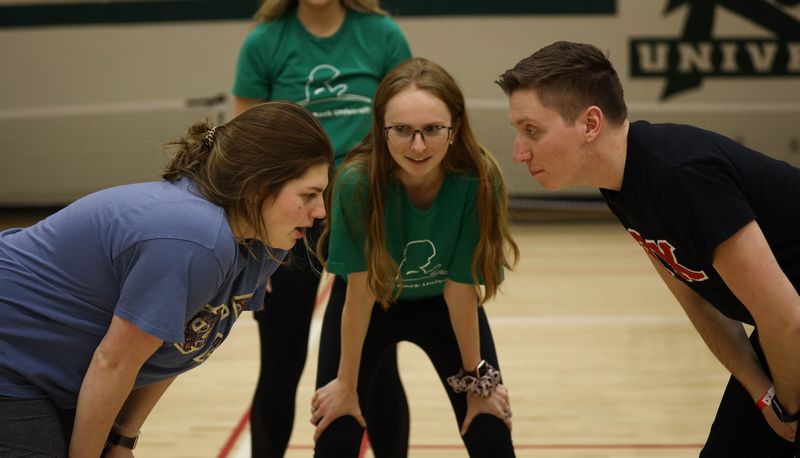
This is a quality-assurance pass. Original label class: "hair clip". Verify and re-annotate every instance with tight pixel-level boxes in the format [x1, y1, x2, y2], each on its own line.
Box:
[204, 126, 218, 145]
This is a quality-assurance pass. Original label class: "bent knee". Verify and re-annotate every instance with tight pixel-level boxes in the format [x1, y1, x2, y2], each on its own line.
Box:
[314, 416, 364, 458]
[462, 414, 514, 458]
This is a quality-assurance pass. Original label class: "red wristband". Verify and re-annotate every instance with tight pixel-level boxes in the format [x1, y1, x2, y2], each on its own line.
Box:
[756, 385, 776, 410]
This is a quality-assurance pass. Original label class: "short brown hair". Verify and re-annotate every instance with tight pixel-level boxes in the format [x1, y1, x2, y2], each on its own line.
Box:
[163, 101, 333, 250]
[496, 41, 628, 126]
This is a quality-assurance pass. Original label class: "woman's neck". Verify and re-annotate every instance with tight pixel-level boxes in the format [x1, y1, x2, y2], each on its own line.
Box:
[297, 1, 346, 37]
[398, 169, 446, 211]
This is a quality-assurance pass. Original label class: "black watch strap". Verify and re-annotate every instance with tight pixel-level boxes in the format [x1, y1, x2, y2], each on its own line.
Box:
[771, 396, 800, 423]
[106, 429, 138, 450]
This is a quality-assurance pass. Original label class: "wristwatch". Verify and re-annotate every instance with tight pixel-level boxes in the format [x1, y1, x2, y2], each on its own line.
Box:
[465, 360, 487, 378]
[771, 396, 800, 423]
[106, 429, 138, 450]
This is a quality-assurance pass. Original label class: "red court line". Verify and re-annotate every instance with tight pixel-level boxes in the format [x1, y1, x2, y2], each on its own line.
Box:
[217, 275, 702, 457]
[218, 275, 335, 458]
[217, 407, 251, 458]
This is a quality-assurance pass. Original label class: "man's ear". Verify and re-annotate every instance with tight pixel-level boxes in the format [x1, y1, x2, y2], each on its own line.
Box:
[582, 106, 603, 141]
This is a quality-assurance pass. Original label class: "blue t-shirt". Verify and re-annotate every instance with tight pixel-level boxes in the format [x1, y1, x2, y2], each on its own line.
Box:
[0, 178, 285, 408]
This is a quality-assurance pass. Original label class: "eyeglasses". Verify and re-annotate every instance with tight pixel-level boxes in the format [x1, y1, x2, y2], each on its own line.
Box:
[384, 125, 452, 147]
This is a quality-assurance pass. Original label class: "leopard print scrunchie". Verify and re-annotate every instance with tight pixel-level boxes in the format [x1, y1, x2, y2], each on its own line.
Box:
[446, 362, 501, 397]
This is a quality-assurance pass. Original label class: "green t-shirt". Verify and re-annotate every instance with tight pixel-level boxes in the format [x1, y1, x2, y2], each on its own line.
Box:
[233, 9, 411, 167]
[327, 165, 483, 300]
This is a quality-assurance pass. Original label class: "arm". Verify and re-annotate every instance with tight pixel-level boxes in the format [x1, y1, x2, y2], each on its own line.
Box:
[102, 376, 176, 457]
[647, 254, 771, 400]
[234, 96, 267, 117]
[443, 280, 481, 372]
[337, 272, 375, 390]
[646, 246, 795, 439]
[69, 315, 164, 457]
[311, 271, 374, 440]
[712, 220, 800, 414]
[443, 280, 511, 434]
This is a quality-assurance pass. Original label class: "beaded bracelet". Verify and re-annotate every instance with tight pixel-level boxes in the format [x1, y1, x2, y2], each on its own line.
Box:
[446, 361, 501, 397]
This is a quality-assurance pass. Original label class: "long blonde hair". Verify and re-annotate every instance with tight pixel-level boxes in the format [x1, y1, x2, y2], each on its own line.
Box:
[319, 57, 519, 309]
[254, 0, 386, 22]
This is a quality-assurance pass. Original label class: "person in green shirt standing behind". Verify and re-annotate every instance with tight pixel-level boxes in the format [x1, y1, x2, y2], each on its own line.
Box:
[232, 0, 412, 456]
[309, 57, 519, 458]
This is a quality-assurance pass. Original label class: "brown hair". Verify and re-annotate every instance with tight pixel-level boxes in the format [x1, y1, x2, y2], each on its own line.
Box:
[254, 0, 386, 22]
[319, 57, 519, 309]
[496, 41, 628, 126]
[163, 101, 333, 252]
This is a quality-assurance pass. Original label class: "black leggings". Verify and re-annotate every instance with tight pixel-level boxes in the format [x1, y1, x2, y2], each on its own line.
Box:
[250, 229, 409, 458]
[700, 330, 797, 457]
[0, 397, 74, 457]
[314, 276, 515, 458]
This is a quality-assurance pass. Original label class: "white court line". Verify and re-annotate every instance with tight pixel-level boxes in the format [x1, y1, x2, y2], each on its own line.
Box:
[487, 314, 688, 325]
[230, 313, 686, 457]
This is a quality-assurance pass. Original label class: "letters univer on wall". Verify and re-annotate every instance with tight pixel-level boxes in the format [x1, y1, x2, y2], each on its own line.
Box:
[630, 0, 800, 100]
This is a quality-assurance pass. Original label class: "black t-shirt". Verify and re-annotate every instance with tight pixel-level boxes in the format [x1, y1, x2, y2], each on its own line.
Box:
[602, 121, 800, 325]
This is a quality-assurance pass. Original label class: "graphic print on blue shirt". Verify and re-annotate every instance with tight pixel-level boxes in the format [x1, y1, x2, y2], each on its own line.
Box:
[173, 292, 256, 363]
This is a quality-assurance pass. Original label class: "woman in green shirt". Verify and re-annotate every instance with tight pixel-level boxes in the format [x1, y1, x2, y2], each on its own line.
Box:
[232, 0, 412, 456]
[310, 57, 519, 457]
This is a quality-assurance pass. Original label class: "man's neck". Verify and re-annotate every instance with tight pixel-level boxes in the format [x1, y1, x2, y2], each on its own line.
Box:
[592, 119, 629, 192]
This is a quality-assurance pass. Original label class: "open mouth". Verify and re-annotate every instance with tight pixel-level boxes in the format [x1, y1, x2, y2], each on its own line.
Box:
[407, 156, 431, 164]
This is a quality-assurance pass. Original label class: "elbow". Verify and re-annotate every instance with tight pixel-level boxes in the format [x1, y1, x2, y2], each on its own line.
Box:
[88, 345, 138, 378]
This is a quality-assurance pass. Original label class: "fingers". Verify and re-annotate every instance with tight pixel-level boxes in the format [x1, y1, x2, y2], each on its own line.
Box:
[502, 406, 513, 432]
[309, 404, 322, 426]
[460, 411, 475, 436]
[495, 384, 510, 403]
[312, 412, 367, 442]
[354, 411, 367, 428]
[313, 415, 334, 442]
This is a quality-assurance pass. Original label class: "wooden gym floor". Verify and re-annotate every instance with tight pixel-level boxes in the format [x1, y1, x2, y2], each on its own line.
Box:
[1, 210, 728, 457]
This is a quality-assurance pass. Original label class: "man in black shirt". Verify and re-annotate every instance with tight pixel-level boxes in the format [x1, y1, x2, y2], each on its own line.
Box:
[497, 40, 800, 457]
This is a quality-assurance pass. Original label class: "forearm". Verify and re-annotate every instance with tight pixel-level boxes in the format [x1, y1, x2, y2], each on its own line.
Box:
[115, 376, 177, 433]
[685, 299, 772, 399]
[444, 280, 481, 371]
[755, 316, 800, 411]
[337, 272, 375, 390]
[69, 315, 163, 456]
[712, 221, 800, 412]
[69, 352, 143, 456]
[651, 256, 771, 400]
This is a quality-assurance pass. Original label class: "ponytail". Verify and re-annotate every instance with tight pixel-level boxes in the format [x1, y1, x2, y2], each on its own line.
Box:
[162, 119, 218, 183]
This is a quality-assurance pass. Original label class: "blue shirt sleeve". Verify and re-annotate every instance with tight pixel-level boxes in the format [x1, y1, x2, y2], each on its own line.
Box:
[113, 238, 226, 343]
